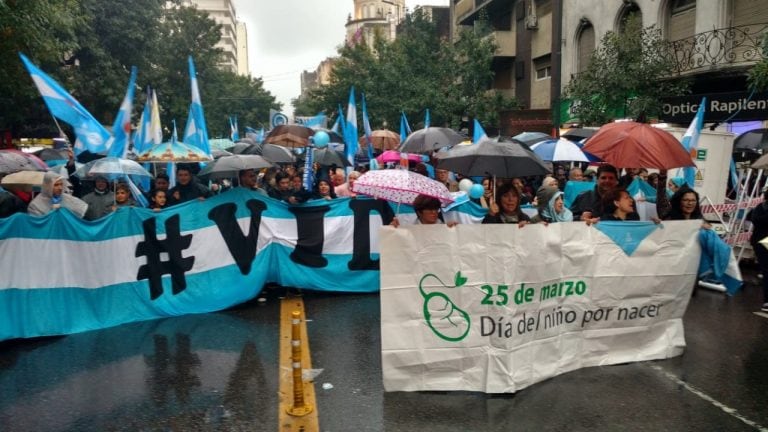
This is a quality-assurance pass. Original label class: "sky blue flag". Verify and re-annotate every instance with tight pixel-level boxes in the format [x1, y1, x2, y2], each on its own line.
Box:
[19, 53, 112, 155]
[729, 158, 738, 191]
[336, 104, 347, 135]
[133, 88, 153, 154]
[107, 66, 138, 158]
[344, 86, 358, 168]
[230, 116, 239, 142]
[473, 119, 488, 143]
[302, 143, 314, 191]
[362, 93, 374, 160]
[400, 112, 411, 143]
[680, 97, 706, 187]
[183, 56, 211, 156]
[424, 109, 431, 128]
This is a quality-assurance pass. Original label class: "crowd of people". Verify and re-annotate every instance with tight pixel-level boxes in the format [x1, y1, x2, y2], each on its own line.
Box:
[0, 145, 763, 311]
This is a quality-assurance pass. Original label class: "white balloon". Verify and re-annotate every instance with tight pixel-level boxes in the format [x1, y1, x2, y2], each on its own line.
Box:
[458, 178, 473, 192]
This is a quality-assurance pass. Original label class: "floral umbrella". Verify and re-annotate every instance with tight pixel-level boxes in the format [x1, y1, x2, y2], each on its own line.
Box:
[135, 140, 213, 163]
[351, 169, 454, 205]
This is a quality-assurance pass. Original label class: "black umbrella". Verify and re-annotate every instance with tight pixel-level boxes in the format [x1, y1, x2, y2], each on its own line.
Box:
[512, 132, 551, 146]
[399, 127, 465, 153]
[311, 148, 351, 167]
[198, 155, 273, 179]
[734, 128, 768, 151]
[561, 128, 596, 141]
[435, 137, 550, 178]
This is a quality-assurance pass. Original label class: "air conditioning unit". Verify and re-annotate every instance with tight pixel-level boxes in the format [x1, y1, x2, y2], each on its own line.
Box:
[525, 14, 538, 30]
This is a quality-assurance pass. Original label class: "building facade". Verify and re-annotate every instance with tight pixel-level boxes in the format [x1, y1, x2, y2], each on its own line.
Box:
[452, 0, 768, 134]
[345, 0, 407, 47]
[178, 0, 249, 76]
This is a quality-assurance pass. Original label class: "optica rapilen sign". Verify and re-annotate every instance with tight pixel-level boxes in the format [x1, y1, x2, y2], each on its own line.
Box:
[661, 91, 768, 123]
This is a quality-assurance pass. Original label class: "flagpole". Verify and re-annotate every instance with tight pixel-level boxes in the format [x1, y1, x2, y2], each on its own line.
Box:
[50, 115, 72, 149]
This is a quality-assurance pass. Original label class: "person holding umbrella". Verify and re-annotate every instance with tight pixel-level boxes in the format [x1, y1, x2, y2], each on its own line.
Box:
[82, 176, 115, 220]
[482, 182, 530, 226]
[391, 194, 458, 227]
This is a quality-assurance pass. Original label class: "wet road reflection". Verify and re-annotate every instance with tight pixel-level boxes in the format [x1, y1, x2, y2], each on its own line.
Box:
[0, 303, 279, 432]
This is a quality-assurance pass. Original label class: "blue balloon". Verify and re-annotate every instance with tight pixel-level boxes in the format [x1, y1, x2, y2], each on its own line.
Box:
[313, 131, 330, 148]
[469, 184, 484, 199]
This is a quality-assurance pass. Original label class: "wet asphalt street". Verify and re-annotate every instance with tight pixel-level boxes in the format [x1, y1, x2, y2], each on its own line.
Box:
[1, 267, 767, 432]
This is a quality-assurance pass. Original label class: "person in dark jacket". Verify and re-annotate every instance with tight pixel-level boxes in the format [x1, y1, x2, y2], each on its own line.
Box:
[748, 187, 768, 312]
[482, 182, 530, 226]
[599, 188, 641, 221]
[167, 165, 212, 206]
[0, 187, 27, 218]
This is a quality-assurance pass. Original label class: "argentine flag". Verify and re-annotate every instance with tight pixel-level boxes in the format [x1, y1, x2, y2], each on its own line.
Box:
[19, 53, 112, 155]
[107, 66, 138, 158]
[184, 56, 211, 156]
[344, 86, 358, 169]
[362, 93, 374, 160]
[680, 97, 706, 187]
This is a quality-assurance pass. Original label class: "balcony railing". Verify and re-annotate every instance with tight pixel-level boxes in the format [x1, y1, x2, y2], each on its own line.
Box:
[667, 23, 768, 75]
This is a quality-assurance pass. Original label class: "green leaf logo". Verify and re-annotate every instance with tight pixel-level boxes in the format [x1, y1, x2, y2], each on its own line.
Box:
[419, 271, 471, 342]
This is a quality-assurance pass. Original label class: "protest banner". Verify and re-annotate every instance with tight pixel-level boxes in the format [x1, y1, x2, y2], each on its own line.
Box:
[380, 221, 701, 393]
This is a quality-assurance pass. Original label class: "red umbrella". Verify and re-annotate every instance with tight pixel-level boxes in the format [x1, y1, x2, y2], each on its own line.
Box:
[582, 121, 694, 170]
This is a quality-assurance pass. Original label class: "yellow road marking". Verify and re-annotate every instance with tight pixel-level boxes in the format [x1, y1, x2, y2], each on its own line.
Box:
[279, 296, 319, 432]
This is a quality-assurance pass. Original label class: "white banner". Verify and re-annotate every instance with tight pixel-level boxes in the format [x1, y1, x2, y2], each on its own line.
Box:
[380, 221, 701, 393]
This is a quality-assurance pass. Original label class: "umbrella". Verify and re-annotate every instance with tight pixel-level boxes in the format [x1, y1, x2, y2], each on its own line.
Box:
[352, 169, 454, 205]
[197, 155, 274, 179]
[244, 143, 296, 163]
[208, 138, 236, 151]
[512, 132, 551, 146]
[74, 157, 153, 181]
[311, 148, 350, 167]
[135, 141, 213, 163]
[34, 148, 70, 166]
[211, 149, 233, 159]
[359, 129, 401, 151]
[0, 150, 49, 174]
[733, 128, 768, 152]
[435, 137, 550, 178]
[227, 142, 255, 154]
[530, 138, 589, 162]
[315, 129, 344, 144]
[561, 128, 596, 141]
[0, 170, 46, 192]
[574, 139, 603, 163]
[582, 121, 695, 170]
[264, 124, 314, 147]
[376, 150, 423, 164]
[399, 127, 465, 153]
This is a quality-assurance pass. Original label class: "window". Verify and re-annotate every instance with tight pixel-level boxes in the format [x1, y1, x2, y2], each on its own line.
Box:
[671, 0, 696, 15]
[534, 55, 551, 81]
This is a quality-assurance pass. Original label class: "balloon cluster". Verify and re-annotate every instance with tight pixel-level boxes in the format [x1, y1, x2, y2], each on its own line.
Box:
[459, 178, 484, 199]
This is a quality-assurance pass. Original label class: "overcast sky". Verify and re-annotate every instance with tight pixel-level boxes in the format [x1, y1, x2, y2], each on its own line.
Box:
[233, 0, 448, 114]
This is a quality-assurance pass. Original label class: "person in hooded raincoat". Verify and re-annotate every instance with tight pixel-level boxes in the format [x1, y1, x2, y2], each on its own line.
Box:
[28, 171, 87, 218]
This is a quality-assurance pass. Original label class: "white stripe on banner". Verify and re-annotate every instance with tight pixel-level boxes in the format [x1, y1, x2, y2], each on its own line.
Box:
[1, 211, 395, 290]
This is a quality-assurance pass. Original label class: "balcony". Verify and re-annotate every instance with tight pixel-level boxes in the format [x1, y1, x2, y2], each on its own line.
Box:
[667, 23, 768, 76]
[488, 29, 516, 57]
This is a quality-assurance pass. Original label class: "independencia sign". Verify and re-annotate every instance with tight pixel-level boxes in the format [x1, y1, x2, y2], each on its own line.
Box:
[380, 221, 700, 393]
[661, 91, 768, 123]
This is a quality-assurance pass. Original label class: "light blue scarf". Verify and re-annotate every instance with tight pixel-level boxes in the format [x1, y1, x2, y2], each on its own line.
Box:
[541, 191, 573, 222]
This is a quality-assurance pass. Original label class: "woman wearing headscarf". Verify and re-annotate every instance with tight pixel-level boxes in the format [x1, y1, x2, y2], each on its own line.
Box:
[530, 185, 573, 224]
[28, 171, 87, 218]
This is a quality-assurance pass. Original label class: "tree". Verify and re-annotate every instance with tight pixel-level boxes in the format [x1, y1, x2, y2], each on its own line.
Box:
[564, 14, 689, 125]
[748, 32, 768, 92]
[0, 0, 83, 134]
[1, 0, 278, 140]
[299, 8, 517, 131]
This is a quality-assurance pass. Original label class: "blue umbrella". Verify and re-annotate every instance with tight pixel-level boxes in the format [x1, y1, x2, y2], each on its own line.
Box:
[530, 138, 589, 162]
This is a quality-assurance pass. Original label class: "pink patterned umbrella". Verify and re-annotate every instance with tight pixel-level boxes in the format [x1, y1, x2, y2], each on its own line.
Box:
[352, 169, 454, 205]
[375, 150, 423, 164]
